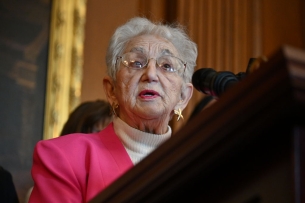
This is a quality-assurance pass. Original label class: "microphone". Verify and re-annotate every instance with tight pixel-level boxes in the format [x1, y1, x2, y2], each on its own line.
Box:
[192, 68, 246, 98]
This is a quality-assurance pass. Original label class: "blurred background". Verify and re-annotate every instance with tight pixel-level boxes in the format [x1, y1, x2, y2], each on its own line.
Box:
[0, 0, 304, 202]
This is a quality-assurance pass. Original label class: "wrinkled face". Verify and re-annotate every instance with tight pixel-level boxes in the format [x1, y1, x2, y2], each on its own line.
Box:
[112, 34, 188, 121]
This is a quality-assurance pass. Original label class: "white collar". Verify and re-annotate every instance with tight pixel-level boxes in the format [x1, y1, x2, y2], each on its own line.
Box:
[113, 117, 171, 165]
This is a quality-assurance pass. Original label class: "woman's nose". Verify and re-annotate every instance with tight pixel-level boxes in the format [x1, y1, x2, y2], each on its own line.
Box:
[143, 58, 159, 82]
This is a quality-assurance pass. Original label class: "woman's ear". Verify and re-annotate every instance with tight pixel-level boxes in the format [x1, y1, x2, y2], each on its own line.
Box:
[103, 76, 117, 105]
[177, 83, 193, 110]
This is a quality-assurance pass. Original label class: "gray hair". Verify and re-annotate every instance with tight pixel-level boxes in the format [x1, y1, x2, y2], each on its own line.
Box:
[106, 17, 198, 83]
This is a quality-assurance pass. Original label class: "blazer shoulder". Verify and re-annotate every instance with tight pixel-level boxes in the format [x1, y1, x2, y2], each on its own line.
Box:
[35, 122, 117, 152]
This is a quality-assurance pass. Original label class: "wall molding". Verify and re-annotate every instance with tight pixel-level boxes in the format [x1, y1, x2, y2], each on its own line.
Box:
[43, 0, 87, 139]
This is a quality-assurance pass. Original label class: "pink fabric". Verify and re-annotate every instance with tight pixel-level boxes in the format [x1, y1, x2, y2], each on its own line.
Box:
[29, 123, 133, 203]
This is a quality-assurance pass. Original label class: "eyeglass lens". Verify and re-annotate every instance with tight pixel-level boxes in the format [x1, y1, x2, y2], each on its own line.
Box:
[121, 52, 183, 73]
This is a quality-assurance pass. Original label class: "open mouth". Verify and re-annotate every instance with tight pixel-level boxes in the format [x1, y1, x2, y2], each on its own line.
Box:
[139, 90, 160, 98]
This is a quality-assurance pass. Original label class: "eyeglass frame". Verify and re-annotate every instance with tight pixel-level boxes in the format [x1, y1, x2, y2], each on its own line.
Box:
[115, 52, 187, 74]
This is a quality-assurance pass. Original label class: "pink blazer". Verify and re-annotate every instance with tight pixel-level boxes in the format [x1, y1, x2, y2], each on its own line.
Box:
[29, 123, 133, 203]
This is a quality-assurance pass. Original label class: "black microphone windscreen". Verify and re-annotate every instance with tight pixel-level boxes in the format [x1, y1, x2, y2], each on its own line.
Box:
[192, 68, 240, 97]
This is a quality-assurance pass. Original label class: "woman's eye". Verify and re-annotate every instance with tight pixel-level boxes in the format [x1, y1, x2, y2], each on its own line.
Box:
[162, 63, 175, 72]
[130, 60, 143, 69]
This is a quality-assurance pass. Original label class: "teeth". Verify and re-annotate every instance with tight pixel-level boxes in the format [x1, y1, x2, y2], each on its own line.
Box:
[140, 91, 157, 96]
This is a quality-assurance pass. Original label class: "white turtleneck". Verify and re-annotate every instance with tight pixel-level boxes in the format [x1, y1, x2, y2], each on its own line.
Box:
[113, 117, 172, 165]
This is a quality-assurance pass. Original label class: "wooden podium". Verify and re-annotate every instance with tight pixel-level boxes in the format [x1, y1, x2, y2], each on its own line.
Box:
[90, 46, 305, 203]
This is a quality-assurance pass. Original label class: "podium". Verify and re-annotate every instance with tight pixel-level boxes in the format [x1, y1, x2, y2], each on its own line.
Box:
[90, 45, 305, 203]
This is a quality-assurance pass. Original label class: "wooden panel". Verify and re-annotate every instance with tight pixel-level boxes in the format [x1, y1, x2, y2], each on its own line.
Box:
[139, 0, 167, 21]
[81, 0, 140, 102]
[262, 0, 305, 55]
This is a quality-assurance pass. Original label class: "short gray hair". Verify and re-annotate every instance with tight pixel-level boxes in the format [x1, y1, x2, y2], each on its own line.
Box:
[106, 17, 198, 83]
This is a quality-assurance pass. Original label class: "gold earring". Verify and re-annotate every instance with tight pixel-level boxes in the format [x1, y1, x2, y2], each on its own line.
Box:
[111, 102, 119, 116]
[174, 108, 184, 121]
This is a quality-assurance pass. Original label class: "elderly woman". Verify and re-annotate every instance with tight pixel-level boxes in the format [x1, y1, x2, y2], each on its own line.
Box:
[29, 17, 197, 203]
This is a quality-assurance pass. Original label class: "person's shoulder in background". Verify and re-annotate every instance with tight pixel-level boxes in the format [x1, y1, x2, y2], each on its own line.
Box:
[0, 166, 19, 203]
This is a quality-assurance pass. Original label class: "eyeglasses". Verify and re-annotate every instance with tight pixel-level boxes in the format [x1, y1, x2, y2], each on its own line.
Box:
[116, 52, 186, 73]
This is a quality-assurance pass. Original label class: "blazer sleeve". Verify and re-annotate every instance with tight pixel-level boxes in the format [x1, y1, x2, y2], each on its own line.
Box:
[29, 140, 83, 203]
